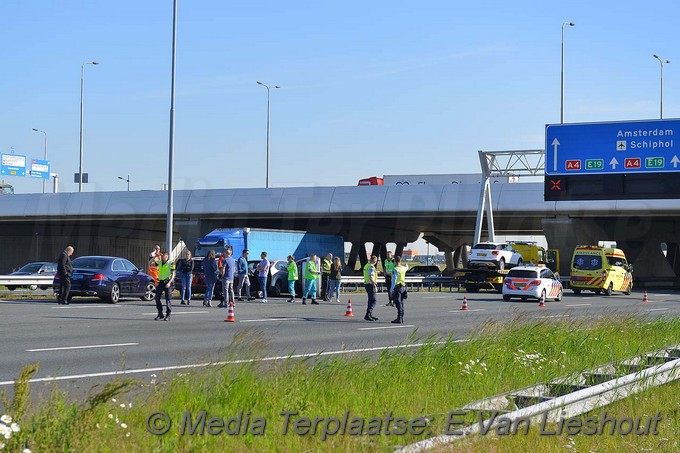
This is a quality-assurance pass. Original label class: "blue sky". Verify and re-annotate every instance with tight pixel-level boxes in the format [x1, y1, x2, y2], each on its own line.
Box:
[1, 0, 679, 194]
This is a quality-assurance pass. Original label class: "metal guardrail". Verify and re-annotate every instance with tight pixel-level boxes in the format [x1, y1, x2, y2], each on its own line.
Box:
[340, 276, 458, 292]
[0, 275, 55, 287]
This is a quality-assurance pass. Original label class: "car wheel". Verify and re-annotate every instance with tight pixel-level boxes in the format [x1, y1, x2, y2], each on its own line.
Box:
[503, 295, 511, 301]
[109, 283, 121, 304]
[7, 286, 15, 291]
[466, 286, 480, 293]
[498, 258, 505, 270]
[555, 289, 563, 302]
[573, 288, 581, 295]
[623, 283, 632, 295]
[605, 282, 613, 296]
[40, 285, 49, 290]
[270, 281, 281, 297]
[141, 282, 156, 301]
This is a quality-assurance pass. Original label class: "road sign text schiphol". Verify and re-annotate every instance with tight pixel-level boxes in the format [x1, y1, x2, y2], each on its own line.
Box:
[545, 119, 680, 176]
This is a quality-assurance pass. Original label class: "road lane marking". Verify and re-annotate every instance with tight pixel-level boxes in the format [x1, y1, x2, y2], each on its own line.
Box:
[448, 309, 485, 313]
[647, 308, 669, 312]
[537, 314, 569, 319]
[141, 311, 209, 315]
[51, 305, 122, 309]
[240, 317, 305, 323]
[0, 340, 466, 387]
[565, 304, 592, 307]
[357, 325, 415, 330]
[423, 296, 456, 299]
[27, 342, 139, 352]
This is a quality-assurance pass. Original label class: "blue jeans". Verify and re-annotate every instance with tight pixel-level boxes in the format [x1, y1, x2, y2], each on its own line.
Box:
[328, 279, 341, 300]
[258, 276, 268, 299]
[204, 282, 216, 301]
[303, 279, 317, 299]
[180, 273, 192, 301]
[288, 280, 296, 298]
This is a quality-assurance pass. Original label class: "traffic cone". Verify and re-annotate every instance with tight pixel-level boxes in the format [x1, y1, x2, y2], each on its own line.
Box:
[642, 291, 649, 303]
[344, 299, 354, 317]
[460, 296, 468, 311]
[224, 302, 236, 322]
[538, 293, 546, 307]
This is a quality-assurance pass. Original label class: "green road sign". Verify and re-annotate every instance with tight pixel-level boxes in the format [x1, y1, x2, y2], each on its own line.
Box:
[645, 157, 664, 169]
[585, 159, 604, 170]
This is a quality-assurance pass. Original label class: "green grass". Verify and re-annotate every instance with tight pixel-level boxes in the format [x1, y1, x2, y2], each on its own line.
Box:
[2, 316, 680, 452]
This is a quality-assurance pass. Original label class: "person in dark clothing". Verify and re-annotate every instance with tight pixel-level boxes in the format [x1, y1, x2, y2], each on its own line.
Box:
[57, 246, 74, 305]
[178, 250, 195, 305]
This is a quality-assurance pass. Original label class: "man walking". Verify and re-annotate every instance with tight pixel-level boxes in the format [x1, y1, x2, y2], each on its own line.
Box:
[321, 253, 332, 301]
[220, 247, 236, 307]
[363, 255, 379, 321]
[236, 249, 253, 301]
[257, 251, 270, 303]
[154, 252, 175, 321]
[389, 255, 409, 324]
[302, 254, 320, 305]
[384, 250, 396, 307]
[57, 246, 74, 305]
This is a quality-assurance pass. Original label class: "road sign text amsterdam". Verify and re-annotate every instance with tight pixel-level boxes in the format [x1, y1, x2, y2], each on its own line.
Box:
[545, 119, 680, 176]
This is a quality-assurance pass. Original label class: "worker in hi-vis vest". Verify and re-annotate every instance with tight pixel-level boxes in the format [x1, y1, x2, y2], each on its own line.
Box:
[363, 255, 379, 321]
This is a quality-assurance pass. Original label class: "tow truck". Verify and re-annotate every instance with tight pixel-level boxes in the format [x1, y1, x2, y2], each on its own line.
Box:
[452, 242, 560, 292]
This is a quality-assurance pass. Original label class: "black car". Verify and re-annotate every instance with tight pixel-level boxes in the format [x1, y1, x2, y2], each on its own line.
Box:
[405, 265, 442, 277]
[8, 261, 57, 290]
[53, 256, 156, 303]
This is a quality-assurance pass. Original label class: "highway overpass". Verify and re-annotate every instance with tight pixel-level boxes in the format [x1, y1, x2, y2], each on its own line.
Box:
[0, 183, 678, 285]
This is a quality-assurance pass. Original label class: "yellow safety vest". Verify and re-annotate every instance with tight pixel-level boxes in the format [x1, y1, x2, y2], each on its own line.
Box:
[158, 260, 175, 280]
[363, 263, 375, 284]
[322, 258, 332, 273]
[394, 264, 408, 286]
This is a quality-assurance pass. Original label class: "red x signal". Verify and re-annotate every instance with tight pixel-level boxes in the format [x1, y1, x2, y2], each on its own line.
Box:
[550, 179, 561, 191]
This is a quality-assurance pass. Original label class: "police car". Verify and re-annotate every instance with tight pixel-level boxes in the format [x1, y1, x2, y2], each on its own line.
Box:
[502, 264, 563, 302]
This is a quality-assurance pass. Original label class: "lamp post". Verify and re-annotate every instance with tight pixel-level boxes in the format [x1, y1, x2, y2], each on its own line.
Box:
[117, 175, 130, 191]
[653, 54, 670, 119]
[31, 128, 48, 193]
[79, 61, 99, 192]
[561, 21, 575, 124]
[256, 81, 280, 188]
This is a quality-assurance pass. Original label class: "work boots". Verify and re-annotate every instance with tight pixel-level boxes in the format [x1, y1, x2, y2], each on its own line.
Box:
[391, 315, 403, 324]
[364, 311, 379, 321]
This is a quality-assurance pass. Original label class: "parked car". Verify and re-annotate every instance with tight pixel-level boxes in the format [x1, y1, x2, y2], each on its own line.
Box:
[502, 265, 563, 302]
[53, 256, 156, 303]
[468, 242, 523, 270]
[8, 261, 57, 290]
[405, 265, 442, 277]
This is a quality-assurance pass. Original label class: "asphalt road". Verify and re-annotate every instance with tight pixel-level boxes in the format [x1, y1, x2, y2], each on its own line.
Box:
[1, 288, 679, 392]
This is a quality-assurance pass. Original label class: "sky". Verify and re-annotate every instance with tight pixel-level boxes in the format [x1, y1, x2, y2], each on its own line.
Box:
[2, 0, 679, 198]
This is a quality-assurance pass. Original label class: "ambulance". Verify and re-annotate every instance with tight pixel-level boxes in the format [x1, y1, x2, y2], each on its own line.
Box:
[570, 245, 633, 296]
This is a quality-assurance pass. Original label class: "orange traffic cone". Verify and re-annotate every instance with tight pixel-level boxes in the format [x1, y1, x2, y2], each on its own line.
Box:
[538, 293, 546, 307]
[224, 302, 236, 322]
[344, 299, 354, 317]
[642, 291, 649, 303]
[460, 296, 468, 311]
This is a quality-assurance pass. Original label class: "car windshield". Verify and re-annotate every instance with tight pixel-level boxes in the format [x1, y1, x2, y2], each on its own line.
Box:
[507, 270, 538, 278]
[16, 263, 44, 273]
[72, 257, 109, 270]
[472, 244, 500, 250]
[572, 255, 602, 270]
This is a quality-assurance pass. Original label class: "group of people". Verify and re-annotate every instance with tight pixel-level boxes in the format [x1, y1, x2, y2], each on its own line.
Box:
[147, 245, 411, 324]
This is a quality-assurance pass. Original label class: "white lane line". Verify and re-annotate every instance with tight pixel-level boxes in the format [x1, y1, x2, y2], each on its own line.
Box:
[357, 325, 415, 331]
[565, 304, 592, 307]
[0, 340, 467, 387]
[423, 296, 455, 299]
[51, 305, 122, 309]
[448, 309, 485, 313]
[27, 342, 139, 352]
[647, 308, 669, 312]
[141, 311, 209, 315]
[240, 317, 305, 323]
[537, 314, 569, 319]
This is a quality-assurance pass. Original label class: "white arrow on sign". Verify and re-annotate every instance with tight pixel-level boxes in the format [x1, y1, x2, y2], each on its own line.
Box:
[609, 157, 619, 169]
[551, 138, 560, 172]
[672, 155, 680, 168]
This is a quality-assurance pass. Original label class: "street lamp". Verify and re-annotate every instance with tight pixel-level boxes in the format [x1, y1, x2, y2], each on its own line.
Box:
[79, 61, 99, 192]
[31, 128, 48, 193]
[117, 175, 130, 191]
[561, 21, 575, 124]
[256, 81, 280, 188]
[653, 54, 670, 119]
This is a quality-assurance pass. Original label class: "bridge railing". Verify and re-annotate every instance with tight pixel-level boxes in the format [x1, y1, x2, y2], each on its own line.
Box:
[339, 276, 458, 292]
[0, 275, 55, 287]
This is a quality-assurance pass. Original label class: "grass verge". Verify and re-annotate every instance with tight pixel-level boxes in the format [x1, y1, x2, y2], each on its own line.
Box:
[1, 315, 680, 452]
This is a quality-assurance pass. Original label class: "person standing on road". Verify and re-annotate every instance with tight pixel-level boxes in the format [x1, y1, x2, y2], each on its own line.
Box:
[286, 255, 298, 303]
[328, 256, 343, 303]
[220, 247, 236, 307]
[57, 245, 74, 305]
[154, 252, 176, 321]
[236, 249, 253, 301]
[257, 251, 270, 303]
[363, 255, 379, 321]
[384, 250, 396, 307]
[178, 250, 194, 305]
[389, 255, 409, 324]
[321, 253, 332, 301]
[202, 250, 218, 307]
[148, 244, 161, 284]
[302, 254, 320, 305]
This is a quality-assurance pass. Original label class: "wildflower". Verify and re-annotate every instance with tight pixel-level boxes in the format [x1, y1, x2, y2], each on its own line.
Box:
[128, 403, 132, 408]
[121, 423, 128, 429]
[9, 423, 19, 433]
[120, 404, 126, 408]
[115, 417, 120, 424]
[126, 432, 131, 437]
[108, 414, 114, 420]
[111, 398, 117, 403]
[0, 416, 10, 425]
[0, 442, 4, 450]
[22, 449, 32, 453]
[96, 423, 100, 429]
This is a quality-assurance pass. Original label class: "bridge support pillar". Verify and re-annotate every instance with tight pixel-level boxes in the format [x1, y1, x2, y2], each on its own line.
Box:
[395, 242, 406, 257]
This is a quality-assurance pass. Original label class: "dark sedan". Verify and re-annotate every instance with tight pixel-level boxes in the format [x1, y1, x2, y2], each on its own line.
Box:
[53, 256, 156, 303]
[405, 265, 442, 277]
[8, 261, 57, 290]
